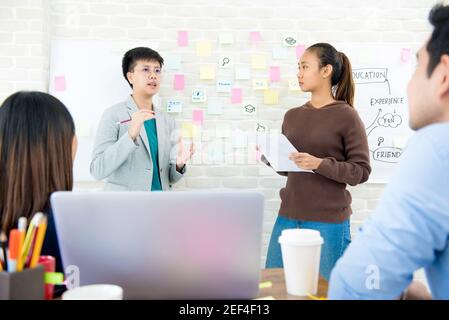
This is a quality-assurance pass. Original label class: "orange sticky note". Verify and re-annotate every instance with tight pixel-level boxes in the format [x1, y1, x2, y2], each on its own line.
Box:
[54, 76, 66, 91]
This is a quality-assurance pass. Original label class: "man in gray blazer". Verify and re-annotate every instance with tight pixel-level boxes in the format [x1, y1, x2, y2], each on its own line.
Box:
[90, 47, 194, 191]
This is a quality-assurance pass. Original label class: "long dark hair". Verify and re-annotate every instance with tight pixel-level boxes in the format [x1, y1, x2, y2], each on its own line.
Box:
[308, 43, 355, 107]
[0, 91, 75, 233]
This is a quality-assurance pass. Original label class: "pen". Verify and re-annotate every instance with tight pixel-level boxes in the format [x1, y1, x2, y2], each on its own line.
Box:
[29, 216, 47, 268]
[7, 229, 20, 273]
[116, 118, 131, 125]
[22, 212, 43, 269]
[17, 217, 27, 272]
[0, 232, 8, 272]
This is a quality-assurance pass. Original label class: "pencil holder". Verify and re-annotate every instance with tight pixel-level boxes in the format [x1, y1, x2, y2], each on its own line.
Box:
[0, 265, 45, 300]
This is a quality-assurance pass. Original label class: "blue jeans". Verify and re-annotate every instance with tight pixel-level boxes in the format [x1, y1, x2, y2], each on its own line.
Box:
[265, 215, 351, 281]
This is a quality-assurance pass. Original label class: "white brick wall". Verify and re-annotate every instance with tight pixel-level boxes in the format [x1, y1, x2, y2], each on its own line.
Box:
[0, 0, 440, 279]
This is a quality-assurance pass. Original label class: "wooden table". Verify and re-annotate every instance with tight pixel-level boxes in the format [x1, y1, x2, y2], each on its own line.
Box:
[257, 268, 328, 300]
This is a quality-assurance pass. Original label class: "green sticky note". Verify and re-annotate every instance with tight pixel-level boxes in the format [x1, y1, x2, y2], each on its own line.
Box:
[45, 272, 64, 285]
[259, 281, 272, 289]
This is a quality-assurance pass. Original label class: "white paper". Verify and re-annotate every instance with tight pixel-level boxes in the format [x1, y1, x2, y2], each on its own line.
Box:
[257, 133, 312, 173]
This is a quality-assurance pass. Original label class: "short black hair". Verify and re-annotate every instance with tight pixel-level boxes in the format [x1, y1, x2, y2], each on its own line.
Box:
[122, 47, 164, 88]
[427, 3, 449, 77]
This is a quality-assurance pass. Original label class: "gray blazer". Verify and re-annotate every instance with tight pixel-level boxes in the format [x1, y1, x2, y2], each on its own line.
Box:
[90, 95, 186, 191]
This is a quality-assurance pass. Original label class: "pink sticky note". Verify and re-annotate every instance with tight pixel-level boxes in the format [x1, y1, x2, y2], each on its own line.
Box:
[178, 31, 188, 47]
[256, 150, 261, 161]
[231, 88, 243, 104]
[401, 48, 412, 63]
[54, 76, 66, 91]
[193, 109, 204, 125]
[250, 31, 262, 43]
[296, 44, 306, 59]
[269, 66, 281, 82]
[173, 74, 185, 90]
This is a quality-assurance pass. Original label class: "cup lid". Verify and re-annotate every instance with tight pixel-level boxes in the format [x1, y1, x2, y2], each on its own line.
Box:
[278, 228, 324, 246]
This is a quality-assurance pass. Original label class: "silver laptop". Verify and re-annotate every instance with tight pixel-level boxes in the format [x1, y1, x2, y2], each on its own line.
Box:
[50, 191, 264, 299]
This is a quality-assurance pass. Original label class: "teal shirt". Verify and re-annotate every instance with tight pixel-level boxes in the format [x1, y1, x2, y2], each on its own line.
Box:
[144, 119, 162, 191]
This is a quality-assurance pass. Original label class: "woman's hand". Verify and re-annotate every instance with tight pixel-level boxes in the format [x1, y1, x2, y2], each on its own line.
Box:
[176, 137, 195, 171]
[128, 110, 155, 140]
[289, 152, 323, 170]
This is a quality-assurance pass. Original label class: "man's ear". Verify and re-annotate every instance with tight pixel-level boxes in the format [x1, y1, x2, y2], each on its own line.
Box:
[438, 54, 449, 100]
[126, 71, 134, 86]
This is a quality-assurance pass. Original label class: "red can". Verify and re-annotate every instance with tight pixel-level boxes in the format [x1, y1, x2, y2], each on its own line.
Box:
[38, 256, 55, 300]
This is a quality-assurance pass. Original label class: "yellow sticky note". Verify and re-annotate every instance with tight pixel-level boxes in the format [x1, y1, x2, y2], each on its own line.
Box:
[264, 89, 279, 105]
[259, 281, 272, 289]
[251, 54, 267, 69]
[200, 65, 215, 80]
[181, 123, 197, 138]
[196, 41, 212, 57]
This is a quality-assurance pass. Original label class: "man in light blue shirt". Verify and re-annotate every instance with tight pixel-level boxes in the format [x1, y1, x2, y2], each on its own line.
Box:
[329, 3, 449, 300]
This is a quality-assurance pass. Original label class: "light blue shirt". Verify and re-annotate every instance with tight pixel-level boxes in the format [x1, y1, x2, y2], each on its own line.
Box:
[328, 122, 449, 300]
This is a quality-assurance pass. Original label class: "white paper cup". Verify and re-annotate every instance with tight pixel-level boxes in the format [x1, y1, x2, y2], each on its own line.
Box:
[62, 284, 123, 300]
[279, 229, 324, 296]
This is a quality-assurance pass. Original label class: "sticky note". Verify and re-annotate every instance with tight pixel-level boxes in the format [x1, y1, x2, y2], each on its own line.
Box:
[219, 32, 234, 45]
[249, 31, 262, 43]
[272, 46, 288, 60]
[296, 44, 306, 59]
[208, 147, 223, 163]
[196, 40, 212, 57]
[192, 89, 207, 103]
[200, 65, 215, 80]
[259, 281, 272, 289]
[251, 54, 267, 69]
[219, 55, 233, 69]
[264, 89, 279, 105]
[181, 123, 197, 138]
[178, 31, 188, 46]
[192, 109, 204, 126]
[173, 74, 185, 90]
[54, 76, 66, 91]
[252, 79, 268, 91]
[216, 124, 231, 138]
[289, 79, 301, 91]
[242, 103, 257, 115]
[167, 99, 183, 113]
[165, 55, 182, 70]
[401, 48, 412, 63]
[232, 131, 248, 148]
[207, 98, 223, 115]
[283, 33, 297, 47]
[216, 80, 233, 93]
[269, 66, 281, 82]
[231, 88, 243, 104]
[235, 66, 250, 80]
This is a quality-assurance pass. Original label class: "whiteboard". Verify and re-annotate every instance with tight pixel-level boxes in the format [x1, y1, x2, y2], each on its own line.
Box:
[49, 39, 159, 181]
[49, 39, 414, 183]
[336, 44, 414, 183]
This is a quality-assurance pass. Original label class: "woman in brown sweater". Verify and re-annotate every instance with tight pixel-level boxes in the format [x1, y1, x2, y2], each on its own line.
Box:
[264, 43, 371, 280]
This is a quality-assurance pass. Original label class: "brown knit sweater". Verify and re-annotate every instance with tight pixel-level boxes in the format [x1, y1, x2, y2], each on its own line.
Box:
[268, 100, 371, 223]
